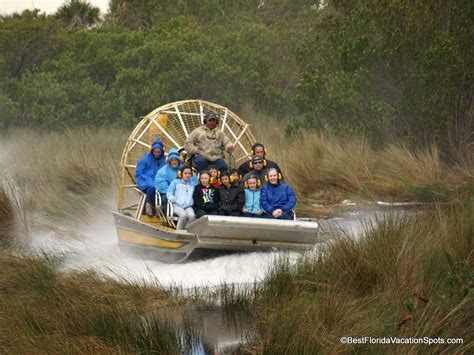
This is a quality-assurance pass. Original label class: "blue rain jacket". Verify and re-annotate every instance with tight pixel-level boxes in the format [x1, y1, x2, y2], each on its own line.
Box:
[167, 179, 196, 209]
[154, 148, 182, 193]
[135, 138, 166, 190]
[261, 182, 297, 214]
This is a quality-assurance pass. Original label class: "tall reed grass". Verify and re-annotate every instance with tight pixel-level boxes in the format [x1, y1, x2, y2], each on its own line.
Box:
[0, 128, 127, 225]
[0, 251, 188, 353]
[250, 196, 473, 352]
[249, 113, 473, 203]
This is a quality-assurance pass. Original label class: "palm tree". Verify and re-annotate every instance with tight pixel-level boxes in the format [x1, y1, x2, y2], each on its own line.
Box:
[56, 0, 101, 29]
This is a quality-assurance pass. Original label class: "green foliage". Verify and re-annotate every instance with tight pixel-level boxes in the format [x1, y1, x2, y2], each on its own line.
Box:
[0, 10, 66, 79]
[295, 0, 474, 147]
[0, 0, 472, 150]
[55, 0, 101, 29]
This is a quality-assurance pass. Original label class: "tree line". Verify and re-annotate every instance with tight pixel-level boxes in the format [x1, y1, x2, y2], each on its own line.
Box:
[0, 0, 472, 151]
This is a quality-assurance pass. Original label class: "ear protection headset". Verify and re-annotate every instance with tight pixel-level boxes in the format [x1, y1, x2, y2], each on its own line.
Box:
[209, 176, 220, 184]
[251, 143, 267, 156]
[249, 159, 267, 169]
[244, 178, 261, 189]
[177, 166, 194, 178]
[199, 172, 212, 184]
[229, 174, 242, 183]
[166, 154, 185, 163]
[264, 171, 283, 182]
[208, 168, 220, 184]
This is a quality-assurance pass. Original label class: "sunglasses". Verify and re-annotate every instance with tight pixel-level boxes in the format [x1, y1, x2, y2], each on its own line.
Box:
[207, 118, 217, 122]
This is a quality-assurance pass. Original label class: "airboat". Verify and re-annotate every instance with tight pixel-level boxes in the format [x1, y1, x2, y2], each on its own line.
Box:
[113, 100, 319, 262]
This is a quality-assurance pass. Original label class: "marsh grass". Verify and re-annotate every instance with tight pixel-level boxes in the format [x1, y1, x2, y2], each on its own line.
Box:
[0, 183, 15, 247]
[0, 178, 32, 249]
[249, 113, 473, 204]
[0, 128, 127, 224]
[251, 197, 473, 352]
[0, 251, 189, 353]
[0, 121, 471, 229]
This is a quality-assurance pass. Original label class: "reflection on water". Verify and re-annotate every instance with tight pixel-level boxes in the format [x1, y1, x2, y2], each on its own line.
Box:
[149, 306, 252, 354]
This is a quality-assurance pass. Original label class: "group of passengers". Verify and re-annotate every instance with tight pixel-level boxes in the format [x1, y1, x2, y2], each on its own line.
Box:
[135, 111, 297, 230]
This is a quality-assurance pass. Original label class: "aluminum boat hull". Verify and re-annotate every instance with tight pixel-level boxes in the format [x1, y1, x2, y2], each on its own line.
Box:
[113, 212, 319, 263]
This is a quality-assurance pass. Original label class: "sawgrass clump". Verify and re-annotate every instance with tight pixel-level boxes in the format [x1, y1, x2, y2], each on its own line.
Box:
[251, 197, 473, 352]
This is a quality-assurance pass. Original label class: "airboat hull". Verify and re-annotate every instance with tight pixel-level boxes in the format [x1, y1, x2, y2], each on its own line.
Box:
[113, 212, 319, 263]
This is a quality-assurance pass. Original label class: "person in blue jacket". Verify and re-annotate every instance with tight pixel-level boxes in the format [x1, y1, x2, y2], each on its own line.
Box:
[154, 148, 181, 209]
[167, 165, 196, 230]
[261, 168, 296, 220]
[135, 137, 167, 217]
[242, 175, 264, 217]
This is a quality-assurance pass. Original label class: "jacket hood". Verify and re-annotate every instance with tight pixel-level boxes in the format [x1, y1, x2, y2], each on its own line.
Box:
[151, 138, 164, 153]
[167, 148, 180, 162]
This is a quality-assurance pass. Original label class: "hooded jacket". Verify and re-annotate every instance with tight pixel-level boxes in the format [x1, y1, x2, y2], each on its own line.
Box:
[244, 188, 262, 214]
[184, 126, 232, 162]
[135, 138, 167, 190]
[154, 148, 182, 193]
[261, 182, 297, 214]
[193, 184, 220, 212]
[167, 178, 195, 209]
[218, 184, 244, 213]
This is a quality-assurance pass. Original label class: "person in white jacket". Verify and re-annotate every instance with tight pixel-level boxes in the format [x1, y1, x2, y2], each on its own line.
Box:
[166, 165, 197, 230]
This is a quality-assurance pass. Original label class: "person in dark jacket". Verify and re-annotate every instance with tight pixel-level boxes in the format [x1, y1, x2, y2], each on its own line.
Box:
[261, 168, 296, 220]
[241, 156, 267, 187]
[135, 137, 167, 216]
[193, 171, 220, 218]
[218, 171, 244, 216]
[238, 143, 282, 177]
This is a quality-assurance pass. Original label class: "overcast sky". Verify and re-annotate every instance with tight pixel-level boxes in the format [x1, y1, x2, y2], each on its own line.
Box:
[0, 0, 109, 15]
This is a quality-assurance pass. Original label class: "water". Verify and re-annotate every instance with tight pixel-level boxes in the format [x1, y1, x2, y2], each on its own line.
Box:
[28, 201, 412, 354]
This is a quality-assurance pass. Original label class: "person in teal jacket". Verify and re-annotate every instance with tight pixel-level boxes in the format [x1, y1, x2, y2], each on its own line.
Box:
[242, 175, 264, 218]
[155, 148, 181, 209]
[261, 168, 296, 220]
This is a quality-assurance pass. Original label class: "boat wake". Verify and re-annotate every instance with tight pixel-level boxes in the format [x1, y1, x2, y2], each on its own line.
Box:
[30, 210, 300, 289]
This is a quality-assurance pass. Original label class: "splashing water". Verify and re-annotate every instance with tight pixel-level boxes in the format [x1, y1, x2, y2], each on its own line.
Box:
[30, 207, 303, 288]
[29, 204, 404, 289]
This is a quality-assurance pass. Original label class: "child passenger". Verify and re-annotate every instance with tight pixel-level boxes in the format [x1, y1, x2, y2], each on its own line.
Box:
[193, 170, 220, 218]
[230, 168, 241, 185]
[208, 165, 222, 187]
[166, 165, 196, 230]
[218, 171, 244, 216]
[242, 175, 264, 217]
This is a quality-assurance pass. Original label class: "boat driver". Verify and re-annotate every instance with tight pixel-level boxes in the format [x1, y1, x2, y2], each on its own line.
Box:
[184, 111, 234, 173]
